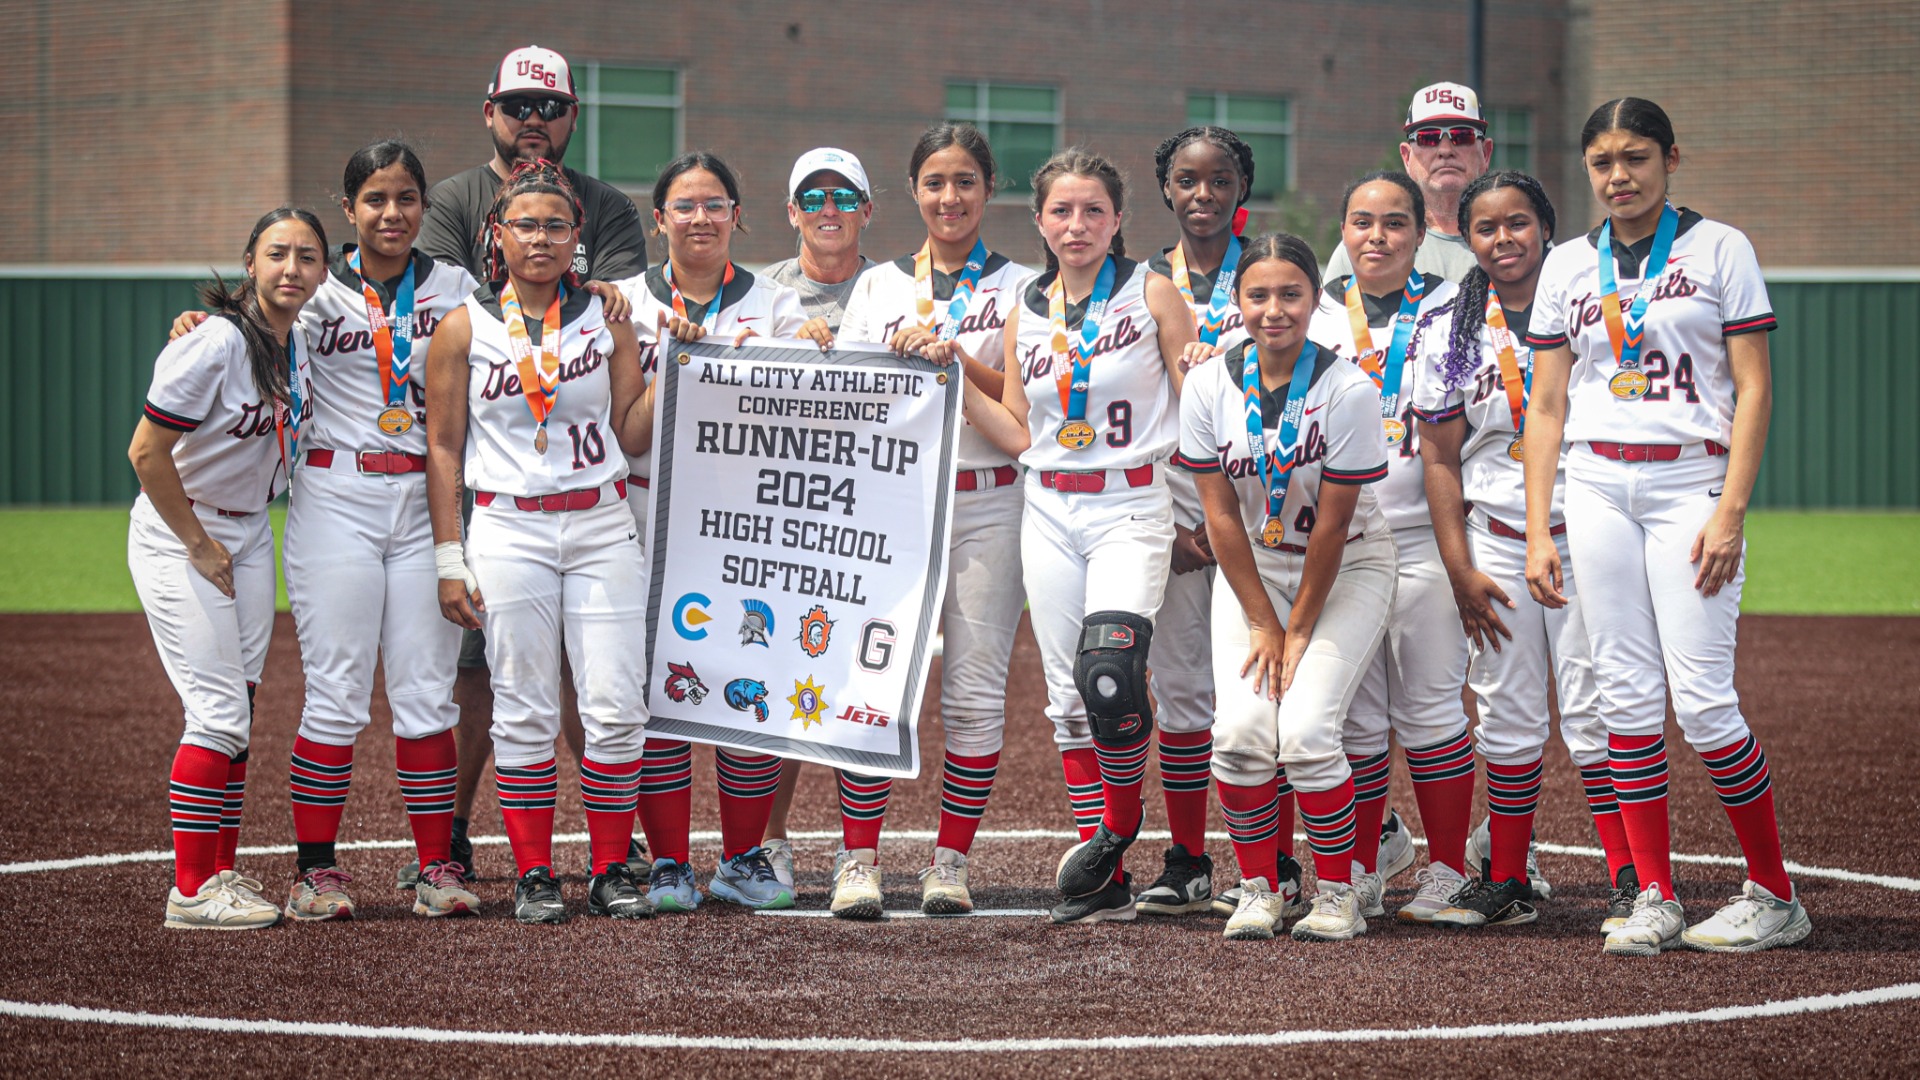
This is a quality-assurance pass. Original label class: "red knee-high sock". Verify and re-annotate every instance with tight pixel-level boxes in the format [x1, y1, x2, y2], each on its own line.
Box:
[1095, 731, 1149, 837]
[1157, 728, 1213, 854]
[1296, 781, 1358, 885]
[838, 771, 893, 852]
[1274, 766, 1297, 859]
[581, 757, 642, 874]
[216, 752, 248, 873]
[1699, 734, 1791, 898]
[168, 744, 230, 893]
[1485, 757, 1542, 883]
[1406, 731, 1475, 873]
[1061, 748, 1104, 841]
[495, 758, 558, 877]
[933, 751, 1000, 855]
[289, 736, 354, 872]
[1579, 761, 1635, 884]
[1609, 733, 1673, 900]
[1346, 751, 1389, 873]
[396, 731, 457, 869]
[715, 750, 781, 859]
[635, 739, 693, 864]
[1218, 779, 1281, 886]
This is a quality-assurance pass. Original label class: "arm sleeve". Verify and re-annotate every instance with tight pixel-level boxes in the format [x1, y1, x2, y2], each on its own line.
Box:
[1321, 374, 1390, 485]
[586, 186, 648, 282]
[143, 323, 230, 430]
[1173, 364, 1222, 473]
[1715, 228, 1777, 336]
[419, 177, 480, 276]
[1523, 244, 1574, 350]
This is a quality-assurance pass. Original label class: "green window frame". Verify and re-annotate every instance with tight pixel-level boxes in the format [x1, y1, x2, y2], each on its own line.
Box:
[945, 81, 1062, 198]
[1489, 108, 1533, 173]
[578, 65, 682, 189]
[1185, 93, 1294, 202]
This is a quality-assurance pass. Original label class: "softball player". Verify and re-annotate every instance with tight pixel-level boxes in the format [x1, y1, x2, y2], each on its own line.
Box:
[826, 123, 1034, 918]
[962, 148, 1205, 924]
[1523, 98, 1807, 956]
[1412, 171, 1636, 930]
[613, 152, 810, 913]
[425, 160, 653, 924]
[1177, 233, 1394, 941]
[1307, 172, 1469, 922]
[130, 207, 328, 930]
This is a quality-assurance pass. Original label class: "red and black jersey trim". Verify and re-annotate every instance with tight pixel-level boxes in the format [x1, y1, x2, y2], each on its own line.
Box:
[1171, 449, 1221, 474]
[1522, 330, 1568, 350]
[1323, 461, 1388, 485]
[1723, 312, 1777, 336]
[143, 400, 201, 432]
[1411, 401, 1465, 424]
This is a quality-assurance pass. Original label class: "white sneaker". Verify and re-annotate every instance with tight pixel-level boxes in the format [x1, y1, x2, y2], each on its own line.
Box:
[762, 837, 796, 889]
[1397, 862, 1469, 924]
[1603, 884, 1686, 956]
[1378, 810, 1416, 882]
[1467, 818, 1553, 901]
[1352, 860, 1386, 918]
[165, 873, 281, 931]
[830, 847, 884, 920]
[1223, 877, 1288, 940]
[1291, 880, 1368, 942]
[1681, 880, 1811, 953]
[917, 846, 973, 915]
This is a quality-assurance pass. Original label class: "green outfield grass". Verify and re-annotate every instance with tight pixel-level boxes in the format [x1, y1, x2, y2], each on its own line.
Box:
[0, 507, 1914, 616]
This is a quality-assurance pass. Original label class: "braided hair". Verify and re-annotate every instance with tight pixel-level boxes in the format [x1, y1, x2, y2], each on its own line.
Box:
[1438, 170, 1557, 392]
[201, 207, 329, 408]
[1152, 126, 1255, 211]
[1030, 148, 1127, 273]
[483, 158, 585, 288]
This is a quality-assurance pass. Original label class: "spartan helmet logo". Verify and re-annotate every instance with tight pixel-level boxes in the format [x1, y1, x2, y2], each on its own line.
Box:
[739, 599, 774, 647]
[797, 605, 835, 658]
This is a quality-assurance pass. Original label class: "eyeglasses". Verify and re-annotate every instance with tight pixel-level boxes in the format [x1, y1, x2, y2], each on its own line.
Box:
[501, 218, 578, 244]
[796, 188, 864, 214]
[494, 96, 570, 122]
[665, 198, 736, 222]
[1409, 126, 1483, 148]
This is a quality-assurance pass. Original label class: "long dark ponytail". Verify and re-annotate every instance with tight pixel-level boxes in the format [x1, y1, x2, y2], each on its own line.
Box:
[201, 207, 328, 407]
[1439, 171, 1556, 392]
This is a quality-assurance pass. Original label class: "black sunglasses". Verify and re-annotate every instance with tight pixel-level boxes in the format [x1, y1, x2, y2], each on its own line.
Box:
[495, 96, 571, 122]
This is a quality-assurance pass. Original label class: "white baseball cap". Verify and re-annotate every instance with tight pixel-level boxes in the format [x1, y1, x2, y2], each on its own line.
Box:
[488, 45, 577, 102]
[788, 148, 871, 201]
[1404, 82, 1485, 132]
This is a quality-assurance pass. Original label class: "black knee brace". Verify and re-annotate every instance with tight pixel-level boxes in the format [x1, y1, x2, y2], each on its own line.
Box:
[1073, 610, 1154, 747]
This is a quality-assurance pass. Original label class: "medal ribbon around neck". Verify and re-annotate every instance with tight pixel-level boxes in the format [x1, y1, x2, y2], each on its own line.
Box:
[1049, 255, 1118, 430]
[1345, 270, 1426, 412]
[665, 260, 736, 332]
[1168, 233, 1241, 346]
[915, 237, 988, 344]
[275, 331, 305, 480]
[501, 281, 564, 451]
[1597, 201, 1679, 372]
[1484, 284, 1531, 435]
[349, 249, 416, 411]
[1244, 340, 1319, 539]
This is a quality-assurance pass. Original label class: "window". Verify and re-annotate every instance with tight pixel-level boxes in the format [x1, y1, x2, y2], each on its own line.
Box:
[1186, 93, 1294, 202]
[945, 81, 1062, 197]
[578, 65, 681, 189]
[1488, 108, 1533, 173]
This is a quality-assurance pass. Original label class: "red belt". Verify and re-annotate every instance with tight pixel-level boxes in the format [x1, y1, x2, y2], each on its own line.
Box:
[305, 449, 427, 475]
[1276, 532, 1364, 555]
[1586, 441, 1727, 462]
[1483, 515, 1566, 542]
[475, 479, 627, 513]
[1038, 463, 1155, 494]
[630, 476, 650, 490]
[956, 465, 1018, 492]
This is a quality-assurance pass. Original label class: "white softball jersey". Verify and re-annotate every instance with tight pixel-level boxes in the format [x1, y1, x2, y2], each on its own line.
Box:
[460, 286, 626, 497]
[840, 250, 1034, 472]
[1307, 273, 1457, 532]
[1147, 244, 1252, 355]
[297, 249, 476, 457]
[1174, 341, 1389, 550]
[140, 314, 302, 512]
[1012, 258, 1178, 474]
[1526, 209, 1776, 447]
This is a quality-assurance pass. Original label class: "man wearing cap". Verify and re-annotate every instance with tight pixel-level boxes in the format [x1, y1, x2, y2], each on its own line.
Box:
[419, 45, 647, 282]
[759, 148, 877, 335]
[1326, 81, 1494, 284]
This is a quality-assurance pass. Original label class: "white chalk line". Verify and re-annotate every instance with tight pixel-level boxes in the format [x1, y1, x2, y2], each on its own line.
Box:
[3, 982, 1919, 1052]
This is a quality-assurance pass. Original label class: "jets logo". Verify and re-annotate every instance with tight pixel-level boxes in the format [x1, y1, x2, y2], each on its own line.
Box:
[788, 676, 829, 729]
[662, 662, 708, 705]
[797, 604, 835, 658]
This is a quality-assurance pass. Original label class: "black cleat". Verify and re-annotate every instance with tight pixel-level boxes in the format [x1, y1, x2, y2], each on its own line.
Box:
[1431, 877, 1537, 927]
[1056, 821, 1140, 898]
[1603, 864, 1640, 935]
[1050, 872, 1138, 925]
[1135, 844, 1214, 916]
[587, 862, 653, 920]
[450, 827, 477, 884]
[513, 866, 568, 925]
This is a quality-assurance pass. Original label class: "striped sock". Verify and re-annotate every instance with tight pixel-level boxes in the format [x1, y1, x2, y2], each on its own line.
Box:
[1609, 732, 1674, 900]
[1060, 748, 1105, 841]
[1157, 729, 1213, 854]
[1699, 734, 1791, 898]
[635, 739, 694, 864]
[581, 757, 643, 874]
[1579, 761, 1635, 884]
[838, 771, 893, 852]
[1406, 731, 1475, 873]
[216, 751, 247, 874]
[1218, 779, 1280, 886]
[1485, 757, 1543, 883]
[168, 744, 229, 894]
[715, 749, 782, 859]
[395, 732, 457, 869]
[1274, 766, 1297, 859]
[933, 751, 999, 855]
[1346, 751, 1390, 873]
[495, 758, 558, 877]
[1296, 781, 1359, 885]
[1094, 731, 1149, 838]
[289, 736, 354, 873]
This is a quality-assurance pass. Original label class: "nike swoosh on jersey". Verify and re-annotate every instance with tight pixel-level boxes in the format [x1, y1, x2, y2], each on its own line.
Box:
[580, 325, 603, 336]
[1305, 403, 1326, 416]
[415, 294, 439, 304]
[738, 316, 761, 323]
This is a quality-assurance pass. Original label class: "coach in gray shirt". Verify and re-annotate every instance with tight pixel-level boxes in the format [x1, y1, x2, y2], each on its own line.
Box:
[760, 147, 876, 335]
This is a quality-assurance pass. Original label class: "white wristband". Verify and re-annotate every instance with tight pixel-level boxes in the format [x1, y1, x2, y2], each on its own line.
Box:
[435, 541, 472, 585]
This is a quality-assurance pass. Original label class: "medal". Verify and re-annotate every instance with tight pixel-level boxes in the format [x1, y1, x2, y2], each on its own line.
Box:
[1056, 419, 1097, 450]
[1598, 202, 1679, 398]
[535, 426, 549, 453]
[914, 237, 988, 343]
[1244, 340, 1318, 550]
[665, 260, 735, 332]
[1508, 435, 1526, 462]
[350, 249, 417, 435]
[1345, 271, 1426, 440]
[378, 407, 414, 435]
[1167, 233, 1240, 346]
[1048, 256, 1118, 453]
[1484, 284, 1533, 451]
[1609, 369, 1650, 400]
[1382, 418, 1407, 445]
[501, 280, 563, 455]
[1260, 516, 1286, 549]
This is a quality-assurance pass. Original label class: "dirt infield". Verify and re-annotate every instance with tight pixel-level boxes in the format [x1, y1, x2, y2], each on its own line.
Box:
[2, 612, 1917, 1077]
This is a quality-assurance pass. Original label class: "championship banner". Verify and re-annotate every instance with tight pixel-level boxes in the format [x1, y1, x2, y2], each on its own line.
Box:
[642, 338, 959, 779]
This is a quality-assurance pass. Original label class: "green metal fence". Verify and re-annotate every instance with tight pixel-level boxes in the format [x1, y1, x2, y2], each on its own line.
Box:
[3, 269, 1917, 508]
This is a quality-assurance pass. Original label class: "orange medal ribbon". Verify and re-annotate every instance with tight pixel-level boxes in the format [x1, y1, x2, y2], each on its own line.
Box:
[501, 281, 562, 453]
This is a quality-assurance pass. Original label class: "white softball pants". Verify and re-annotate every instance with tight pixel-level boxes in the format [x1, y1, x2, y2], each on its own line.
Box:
[939, 481, 1028, 756]
[1151, 467, 1216, 735]
[1343, 523, 1473, 755]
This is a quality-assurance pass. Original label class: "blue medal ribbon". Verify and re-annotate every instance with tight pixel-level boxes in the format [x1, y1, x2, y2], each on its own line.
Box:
[1597, 202, 1679, 371]
[349, 249, 416, 408]
[1049, 255, 1118, 423]
[1245, 340, 1319, 524]
[936, 238, 989, 344]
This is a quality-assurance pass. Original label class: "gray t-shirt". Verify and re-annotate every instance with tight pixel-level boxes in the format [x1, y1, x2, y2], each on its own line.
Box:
[420, 162, 647, 284]
[760, 256, 874, 332]
[1324, 228, 1475, 285]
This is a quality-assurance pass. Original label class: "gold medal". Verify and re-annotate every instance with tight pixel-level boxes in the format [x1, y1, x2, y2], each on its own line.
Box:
[1260, 517, 1286, 548]
[1508, 435, 1525, 462]
[1382, 417, 1407, 445]
[377, 407, 413, 436]
[534, 425, 549, 454]
[1056, 419, 1097, 451]
[1609, 370, 1649, 400]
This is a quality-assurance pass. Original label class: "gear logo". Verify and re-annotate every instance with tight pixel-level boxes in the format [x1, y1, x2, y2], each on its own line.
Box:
[788, 676, 829, 730]
[724, 678, 770, 723]
[739, 599, 774, 647]
[796, 604, 835, 658]
[662, 661, 708, 705]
